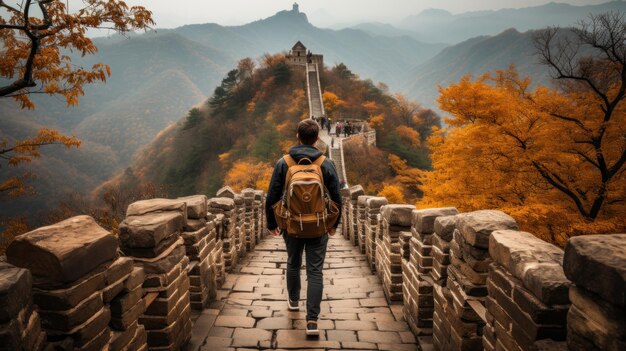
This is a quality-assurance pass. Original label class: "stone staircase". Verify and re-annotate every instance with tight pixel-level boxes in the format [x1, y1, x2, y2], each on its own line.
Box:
[329, 146, 346, 185]
[307, 65, 324, 118]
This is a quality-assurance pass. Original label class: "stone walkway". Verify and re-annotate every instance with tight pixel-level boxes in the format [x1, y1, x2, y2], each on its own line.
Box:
[187, 234, 427, 351]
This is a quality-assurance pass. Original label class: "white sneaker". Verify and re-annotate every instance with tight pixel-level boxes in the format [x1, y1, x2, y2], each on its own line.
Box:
[287, 299, 299, 311]
[306, 321, 320, 336]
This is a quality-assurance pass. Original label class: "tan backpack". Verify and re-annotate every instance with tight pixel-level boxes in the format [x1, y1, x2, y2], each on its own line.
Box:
[272, 155, 339, 238]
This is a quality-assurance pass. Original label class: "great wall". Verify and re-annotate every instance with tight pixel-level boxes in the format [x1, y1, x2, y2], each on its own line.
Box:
[0, 42, 623, 351]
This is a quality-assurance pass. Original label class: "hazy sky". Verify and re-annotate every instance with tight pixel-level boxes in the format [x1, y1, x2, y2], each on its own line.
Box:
[116, 0, 609, 28]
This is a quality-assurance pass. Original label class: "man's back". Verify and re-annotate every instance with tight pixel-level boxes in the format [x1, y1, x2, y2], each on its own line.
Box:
[264, 120, 342, 337]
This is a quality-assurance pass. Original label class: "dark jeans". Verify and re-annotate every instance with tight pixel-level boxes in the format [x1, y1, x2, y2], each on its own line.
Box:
[282, 232, 329, 321]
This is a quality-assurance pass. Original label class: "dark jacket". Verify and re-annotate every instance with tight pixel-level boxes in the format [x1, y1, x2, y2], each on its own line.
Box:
[265, 144, 342, 230]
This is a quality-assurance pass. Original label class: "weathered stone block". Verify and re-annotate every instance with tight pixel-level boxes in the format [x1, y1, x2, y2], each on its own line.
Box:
[382, 204, 415, 227]
[110, 287, 143, 316]
[184, 218, 207, 232]
[110, 298, 146, 331]
[124, 267, 145, 292]
[121, 233, 179, 259]
[32, 269, 105, 311]
[434, 215, 457, 242]
[412, 208, 459, 235]
[456, 210, 517, 248]
[119, 212, 184, 249]
[207, 197, 235, 211]
[126, 198, 187, 219]
[7, 216, 118, 284]
[567, 303, 626, 351]
[46, 307, 110, 348]
[0, 263, 32, 324]
[348, 185, 365, 200]
[569, 286, 625, 338]
[181, 227, 208, 245]
[216, 186, 236, 198]
[563, 233, 626, 307]
[357, 195, 374, 208]
[110, 321, 137, 351]
[105, 257, 134, 286]
[140, 244, 186, 275]
[490, 230, 570, 305]
[39, 292, 103, 331]
[366, 196, 388, 209]
[176, 195, 208, 219]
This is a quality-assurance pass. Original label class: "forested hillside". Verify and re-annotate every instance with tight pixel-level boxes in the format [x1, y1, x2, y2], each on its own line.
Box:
[0, 6, 443, 220]
[104, 56, 440, 203]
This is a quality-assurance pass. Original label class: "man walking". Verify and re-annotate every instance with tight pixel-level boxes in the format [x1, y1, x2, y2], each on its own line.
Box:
[265, 119, 342, 337]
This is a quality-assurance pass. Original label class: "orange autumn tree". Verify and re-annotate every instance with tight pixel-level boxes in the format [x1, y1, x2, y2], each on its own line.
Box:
[421, 13, 626, 244]
[224, 161, 273, 192]
[0, 129, 80, 197]
[0, 0, 154, 107]
[0, 0, 154, 250]
[322, 91, 345, 118]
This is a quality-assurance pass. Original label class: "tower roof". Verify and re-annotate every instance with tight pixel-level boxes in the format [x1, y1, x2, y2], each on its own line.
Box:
[292, 41, 306, 51]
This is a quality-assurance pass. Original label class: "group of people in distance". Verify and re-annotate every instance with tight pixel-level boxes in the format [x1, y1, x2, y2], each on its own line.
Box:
[312, 115, 362, 138]
[334, 120, 361, 137]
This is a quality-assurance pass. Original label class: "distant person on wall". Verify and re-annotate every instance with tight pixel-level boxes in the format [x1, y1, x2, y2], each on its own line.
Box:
[265, 119, 342, 337]
[336, 122, 342, 137]
[326, 118, 332, 134]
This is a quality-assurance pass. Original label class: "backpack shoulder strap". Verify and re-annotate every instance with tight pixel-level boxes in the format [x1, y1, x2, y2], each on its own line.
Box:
[313, 155, 326, 167]
[283, 155, 296, 168]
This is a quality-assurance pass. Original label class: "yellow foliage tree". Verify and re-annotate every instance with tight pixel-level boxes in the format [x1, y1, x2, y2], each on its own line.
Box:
[422, 14, 626, 243]
[1, 129, 80, 197]
[322, 91, 345, 117]
[225, 161, 273, 192]
[395, 125, 421, 148]
[378, 184, 406, 204]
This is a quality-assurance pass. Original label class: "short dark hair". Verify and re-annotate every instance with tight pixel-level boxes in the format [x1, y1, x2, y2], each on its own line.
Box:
[297, 119, 319, 145]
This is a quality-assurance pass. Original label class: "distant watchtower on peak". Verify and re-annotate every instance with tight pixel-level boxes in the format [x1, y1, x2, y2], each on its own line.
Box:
[292, 2, 299, 13]
[286, 41, 324, 68]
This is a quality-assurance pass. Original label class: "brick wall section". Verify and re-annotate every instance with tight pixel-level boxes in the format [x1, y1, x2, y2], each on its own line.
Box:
[347, 185, 365, 246]
[487, 230, 571, 351]
[119, 198, 195, 350]
[405, 208, 459, 338]
[364, 197, 387, 272]
[563, 234, 626, 351]
[7, 215, 148, 350]
[340, 188, 351, 242]
[0, 262, 46, 350]
[3, 189, 265, 351]
[380, 205, 414, 302]
[356, 195, 374, 254]
[233, 195, 246, 260]
[208, 197, 237, 271]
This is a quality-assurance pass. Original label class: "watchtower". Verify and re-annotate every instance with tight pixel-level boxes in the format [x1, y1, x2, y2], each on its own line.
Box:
[292, 2, 299, 13]
[286, 41, 324, 68]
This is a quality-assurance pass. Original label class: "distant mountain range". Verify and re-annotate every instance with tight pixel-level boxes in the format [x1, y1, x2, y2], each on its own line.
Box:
[361, 1, 626, 44]
[400, 28, 553, 113]
[0, 6, 443, 219]
[1, 2, 621, 219]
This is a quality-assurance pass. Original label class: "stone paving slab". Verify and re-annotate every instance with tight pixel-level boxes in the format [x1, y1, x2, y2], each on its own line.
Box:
[189, 234, 427, 350]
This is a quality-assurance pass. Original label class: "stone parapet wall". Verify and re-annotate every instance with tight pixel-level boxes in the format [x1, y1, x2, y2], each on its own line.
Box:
[342, 183, 625, 351]
[356, 195, 374, 254]
[563, 234, 625, 351]
[0, 262, 46, 351]
[364, 197, 387, 271]
[379, 205, 414, 302]
[405, 208, 459, 338]
[486, 230, 570, 351]
[2, 187, 265, 351]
